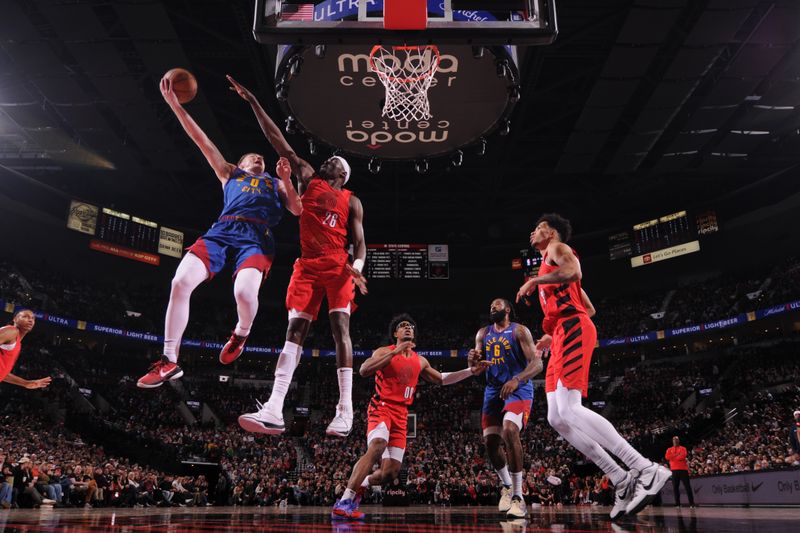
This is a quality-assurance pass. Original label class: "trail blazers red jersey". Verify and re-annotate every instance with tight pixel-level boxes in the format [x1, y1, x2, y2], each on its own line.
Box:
[299, 178, 351, 258]
[537, 248, 589, 336]
[373, 348, 421, 407]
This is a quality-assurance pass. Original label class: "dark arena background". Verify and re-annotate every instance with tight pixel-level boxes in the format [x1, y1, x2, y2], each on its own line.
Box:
[1, 1, 800, 532]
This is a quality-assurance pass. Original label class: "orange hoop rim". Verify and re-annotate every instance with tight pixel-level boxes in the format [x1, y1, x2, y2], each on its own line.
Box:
[369, 44, 441, 84]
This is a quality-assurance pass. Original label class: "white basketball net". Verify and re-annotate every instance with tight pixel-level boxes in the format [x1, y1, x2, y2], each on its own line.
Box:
[369, 45, 440, 122]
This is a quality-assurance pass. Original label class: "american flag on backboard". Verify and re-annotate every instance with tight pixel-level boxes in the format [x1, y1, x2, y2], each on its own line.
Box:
[282, 4, 315, 21]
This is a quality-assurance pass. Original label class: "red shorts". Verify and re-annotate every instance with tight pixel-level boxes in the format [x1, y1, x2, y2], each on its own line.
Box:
[285, 253, 355, 320]
[545, 314, 597, 397]
[366, 399, 409, 450]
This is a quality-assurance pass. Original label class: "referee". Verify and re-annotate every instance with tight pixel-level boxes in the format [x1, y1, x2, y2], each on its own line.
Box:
[665, 436, 696, 508]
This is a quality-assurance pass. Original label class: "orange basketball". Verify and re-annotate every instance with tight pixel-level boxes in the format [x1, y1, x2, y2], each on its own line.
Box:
[164, 68, 197, 104]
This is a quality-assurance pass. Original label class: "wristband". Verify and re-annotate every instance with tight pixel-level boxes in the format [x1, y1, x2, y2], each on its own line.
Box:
[352, 258, 365, 273]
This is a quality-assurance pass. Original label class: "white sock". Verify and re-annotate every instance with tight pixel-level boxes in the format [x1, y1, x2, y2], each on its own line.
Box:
[360, 477, 370, 488]
[510, 471, 523, 498]
[337, 367, 353, 413]
[342, 488, 356, 501]
[163, 253, 207, 363]
[547, 390, 628, 487]
[233, 268, 261, 337]
[267, 341, 301, 409]
[496, 466, 512, 487]
[561, 387, 652, 472]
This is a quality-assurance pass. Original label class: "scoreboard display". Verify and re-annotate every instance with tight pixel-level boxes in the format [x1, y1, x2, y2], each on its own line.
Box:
[68, 200, 184, 266]
[366, 244, 449, 280]
[632, 210, 693, 257]
[607, 210, 717, 268]
[96, 208, 159, 253]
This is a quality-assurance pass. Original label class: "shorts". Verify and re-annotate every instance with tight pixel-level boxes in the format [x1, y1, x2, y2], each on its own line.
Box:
[545, 314, 597, 397]
[366, 398, 409, 456]
[186, 220, 275, 280]
[285, 253, 355, 320]
[481, 385, 533, 435]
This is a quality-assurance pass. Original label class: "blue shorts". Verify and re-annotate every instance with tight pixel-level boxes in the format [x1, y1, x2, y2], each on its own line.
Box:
[186, 220, 275, 279]
[481, 385, 534, 435]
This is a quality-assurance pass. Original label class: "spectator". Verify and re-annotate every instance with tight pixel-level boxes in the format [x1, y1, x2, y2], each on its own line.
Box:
[790, 410, 800, 466]
[665, 436, 695, 508]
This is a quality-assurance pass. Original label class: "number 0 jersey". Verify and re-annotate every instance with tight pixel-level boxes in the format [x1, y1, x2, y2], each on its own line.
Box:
[299, 178, 351, 258]
[372, 347, 421, 406]
[219, 167, 283, 226]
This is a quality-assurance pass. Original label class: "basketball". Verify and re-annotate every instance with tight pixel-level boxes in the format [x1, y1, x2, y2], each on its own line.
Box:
[164, 68, 197, 104]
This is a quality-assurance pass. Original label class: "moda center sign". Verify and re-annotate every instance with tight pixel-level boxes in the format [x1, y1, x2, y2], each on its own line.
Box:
[660, 469, 800, 506]
[276, 44, 519, 160]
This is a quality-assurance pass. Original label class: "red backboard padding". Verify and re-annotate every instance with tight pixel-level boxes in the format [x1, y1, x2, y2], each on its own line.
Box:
[384, 0, 428, 30]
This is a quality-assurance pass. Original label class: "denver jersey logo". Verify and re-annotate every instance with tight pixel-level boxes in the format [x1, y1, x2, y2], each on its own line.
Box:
[485, 335, 512, 365]
[235, 174, 274, 195]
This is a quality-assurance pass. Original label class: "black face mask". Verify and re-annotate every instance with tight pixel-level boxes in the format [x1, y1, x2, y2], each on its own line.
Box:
[489, 310, 507, 324]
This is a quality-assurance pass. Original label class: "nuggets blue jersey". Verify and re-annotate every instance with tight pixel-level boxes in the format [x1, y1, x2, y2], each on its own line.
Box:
[219, 167, 283, 227]
[483, 323, 531, 389]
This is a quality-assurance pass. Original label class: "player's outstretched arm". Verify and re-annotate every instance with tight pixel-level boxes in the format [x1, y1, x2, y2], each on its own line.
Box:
[359, 341, 414, 377]
[419, 356, 488, 386]
[2, 373, 52, 389]
[500, 326, 543, 400]
[226, 75, 315, 186]
[160, 76, 234, 183]
[275, 157, 303, 215]
[347, 196, 368, 295]
[580, 288, 596, 317]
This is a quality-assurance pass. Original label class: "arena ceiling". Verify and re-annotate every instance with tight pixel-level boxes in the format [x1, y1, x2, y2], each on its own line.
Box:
[1, 0, 799, 247]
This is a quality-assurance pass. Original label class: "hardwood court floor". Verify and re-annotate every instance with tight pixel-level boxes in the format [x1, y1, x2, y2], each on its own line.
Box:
[1, 504, 798, 532]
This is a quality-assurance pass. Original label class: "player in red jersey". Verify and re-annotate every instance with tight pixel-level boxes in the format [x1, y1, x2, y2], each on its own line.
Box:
[227, 76, 368, 437]
[331, 314, 489, 520]
[516, 214, 671, 519]
[1, 309, 51, 389]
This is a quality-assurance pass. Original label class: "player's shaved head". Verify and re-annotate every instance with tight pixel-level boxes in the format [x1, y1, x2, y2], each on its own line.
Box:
[489, 299, 515, 323]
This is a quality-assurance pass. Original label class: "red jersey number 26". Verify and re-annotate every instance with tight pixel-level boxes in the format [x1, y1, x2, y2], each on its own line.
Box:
[323, 212, 338, 228]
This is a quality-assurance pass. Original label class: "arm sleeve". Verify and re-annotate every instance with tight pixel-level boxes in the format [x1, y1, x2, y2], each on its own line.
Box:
[440, 367, 474, 386]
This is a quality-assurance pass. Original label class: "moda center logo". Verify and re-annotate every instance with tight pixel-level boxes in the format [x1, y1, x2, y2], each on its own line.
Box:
[337, 51, 460, 148]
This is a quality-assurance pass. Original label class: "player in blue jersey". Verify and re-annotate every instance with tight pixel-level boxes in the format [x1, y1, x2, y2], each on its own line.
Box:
[469, 298, 542, 518]
[137, 75, 302, 389]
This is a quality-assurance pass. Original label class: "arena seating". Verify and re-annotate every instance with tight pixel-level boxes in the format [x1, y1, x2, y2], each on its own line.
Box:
[2, 259, 800, 509]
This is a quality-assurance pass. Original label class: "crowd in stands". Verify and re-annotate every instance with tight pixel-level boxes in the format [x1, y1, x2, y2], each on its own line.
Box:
[2, 255, 800, 511]
[2, 256, 799, 350]
[689, 388, 800, 475]
[2, 333, 799, 510]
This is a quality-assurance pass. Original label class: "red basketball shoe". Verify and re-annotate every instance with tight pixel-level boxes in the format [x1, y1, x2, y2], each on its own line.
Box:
[137, 356, 184, 388]
[219, 332, 248, 365]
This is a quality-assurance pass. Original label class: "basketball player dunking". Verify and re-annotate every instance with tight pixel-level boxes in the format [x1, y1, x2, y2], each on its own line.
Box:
[331, 315, 489, 519]
[227, 76, 368, 437]
[1, 309, 51, 390]
[469, 299, 542, 518]
[516, 214, 671, 519]
[137, 76, 302, 388]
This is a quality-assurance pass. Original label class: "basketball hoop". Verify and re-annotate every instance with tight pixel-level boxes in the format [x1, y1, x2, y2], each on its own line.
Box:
[369, 45, 440, 122]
